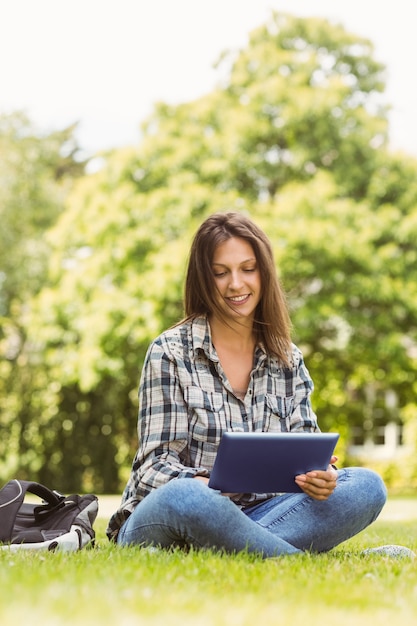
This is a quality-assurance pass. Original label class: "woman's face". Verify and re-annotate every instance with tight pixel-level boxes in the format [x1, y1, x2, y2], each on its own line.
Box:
[211, 237, 262, 324]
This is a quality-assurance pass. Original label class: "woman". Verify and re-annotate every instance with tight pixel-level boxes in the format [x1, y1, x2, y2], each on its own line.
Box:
[107, 212, 408, 557]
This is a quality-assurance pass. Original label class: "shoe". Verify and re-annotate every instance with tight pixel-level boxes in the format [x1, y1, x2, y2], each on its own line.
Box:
[361, 544, 416, 559]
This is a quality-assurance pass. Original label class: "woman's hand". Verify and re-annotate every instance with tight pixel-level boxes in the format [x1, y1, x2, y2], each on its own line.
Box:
[294, 455, 338, 501]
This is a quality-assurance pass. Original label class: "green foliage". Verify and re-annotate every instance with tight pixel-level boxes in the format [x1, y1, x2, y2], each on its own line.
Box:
[1, 13, 417, 491]
[0, 112, 86, 485]
[0, 112, 85, 314]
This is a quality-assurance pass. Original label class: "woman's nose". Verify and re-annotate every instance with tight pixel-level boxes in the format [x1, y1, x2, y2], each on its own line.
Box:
[229, 271, 243, 289]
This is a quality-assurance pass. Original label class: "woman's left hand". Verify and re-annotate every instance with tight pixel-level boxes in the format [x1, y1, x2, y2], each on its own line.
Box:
[294, 456, 338, 500]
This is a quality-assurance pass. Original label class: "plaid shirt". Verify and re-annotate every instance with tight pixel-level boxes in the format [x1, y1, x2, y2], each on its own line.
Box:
[107, 315, 319, 540]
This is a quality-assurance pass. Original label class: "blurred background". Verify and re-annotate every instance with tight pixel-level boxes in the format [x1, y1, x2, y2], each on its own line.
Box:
[1, 0, 416, 494]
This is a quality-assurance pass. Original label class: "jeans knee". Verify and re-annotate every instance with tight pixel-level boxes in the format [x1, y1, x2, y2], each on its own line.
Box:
[152, 478, 217, 520]
[364, 468, 387, 505]
[347, 467, 387, 512]
[157, 476, 206, 500]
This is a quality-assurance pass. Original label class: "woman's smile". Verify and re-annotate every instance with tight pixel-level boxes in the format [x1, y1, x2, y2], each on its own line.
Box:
[226, 293, 251, 305]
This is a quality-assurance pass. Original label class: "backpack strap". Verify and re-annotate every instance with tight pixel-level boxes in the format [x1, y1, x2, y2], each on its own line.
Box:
[0, 479, 65, 543]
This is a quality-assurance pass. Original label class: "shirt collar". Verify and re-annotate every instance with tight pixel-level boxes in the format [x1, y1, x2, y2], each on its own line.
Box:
[191, 316, 218, 362]
[191, 315, 268, 365]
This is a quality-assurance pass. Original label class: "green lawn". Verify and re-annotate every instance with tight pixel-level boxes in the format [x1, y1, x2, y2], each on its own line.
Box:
[1, 502, 416, 625]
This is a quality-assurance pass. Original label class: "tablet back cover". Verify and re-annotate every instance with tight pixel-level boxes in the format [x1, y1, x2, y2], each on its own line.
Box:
[208, 432, 339, 493]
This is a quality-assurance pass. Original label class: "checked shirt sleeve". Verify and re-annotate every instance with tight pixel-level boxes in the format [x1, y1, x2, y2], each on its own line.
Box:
[128, 341, 209, 500]
[287, 347, 320, 433]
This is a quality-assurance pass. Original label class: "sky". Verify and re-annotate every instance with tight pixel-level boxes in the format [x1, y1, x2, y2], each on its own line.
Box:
[1, 0, 416, 159]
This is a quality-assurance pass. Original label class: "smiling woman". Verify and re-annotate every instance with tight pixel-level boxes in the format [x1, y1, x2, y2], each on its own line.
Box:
[184, 212, 292, 368]
[104, 211, 415, 560]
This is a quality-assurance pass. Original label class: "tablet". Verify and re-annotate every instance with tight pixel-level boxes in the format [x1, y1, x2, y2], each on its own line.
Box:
[208, 431, 339, 494]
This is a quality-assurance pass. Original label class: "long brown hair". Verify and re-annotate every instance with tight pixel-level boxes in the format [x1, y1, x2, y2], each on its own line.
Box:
[184, 212, 292, 367]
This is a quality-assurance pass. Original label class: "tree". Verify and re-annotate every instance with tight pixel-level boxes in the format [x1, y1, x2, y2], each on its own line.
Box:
[0, 112, 86, 484]
[6, 12, 417, 491]
[0, 113, 86, 315]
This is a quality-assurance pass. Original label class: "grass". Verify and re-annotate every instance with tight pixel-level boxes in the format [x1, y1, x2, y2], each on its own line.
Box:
[1, 507, 417, 625]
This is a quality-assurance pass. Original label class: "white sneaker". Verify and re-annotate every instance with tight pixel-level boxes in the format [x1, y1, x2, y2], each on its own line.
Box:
[362, 544, 416, 559]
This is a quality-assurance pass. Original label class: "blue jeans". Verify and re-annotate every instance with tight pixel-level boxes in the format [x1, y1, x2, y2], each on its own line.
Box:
[117, 468, 387, 557]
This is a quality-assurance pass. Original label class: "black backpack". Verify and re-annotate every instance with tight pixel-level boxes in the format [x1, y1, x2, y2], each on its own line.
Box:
[0, 479, 98, 551]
